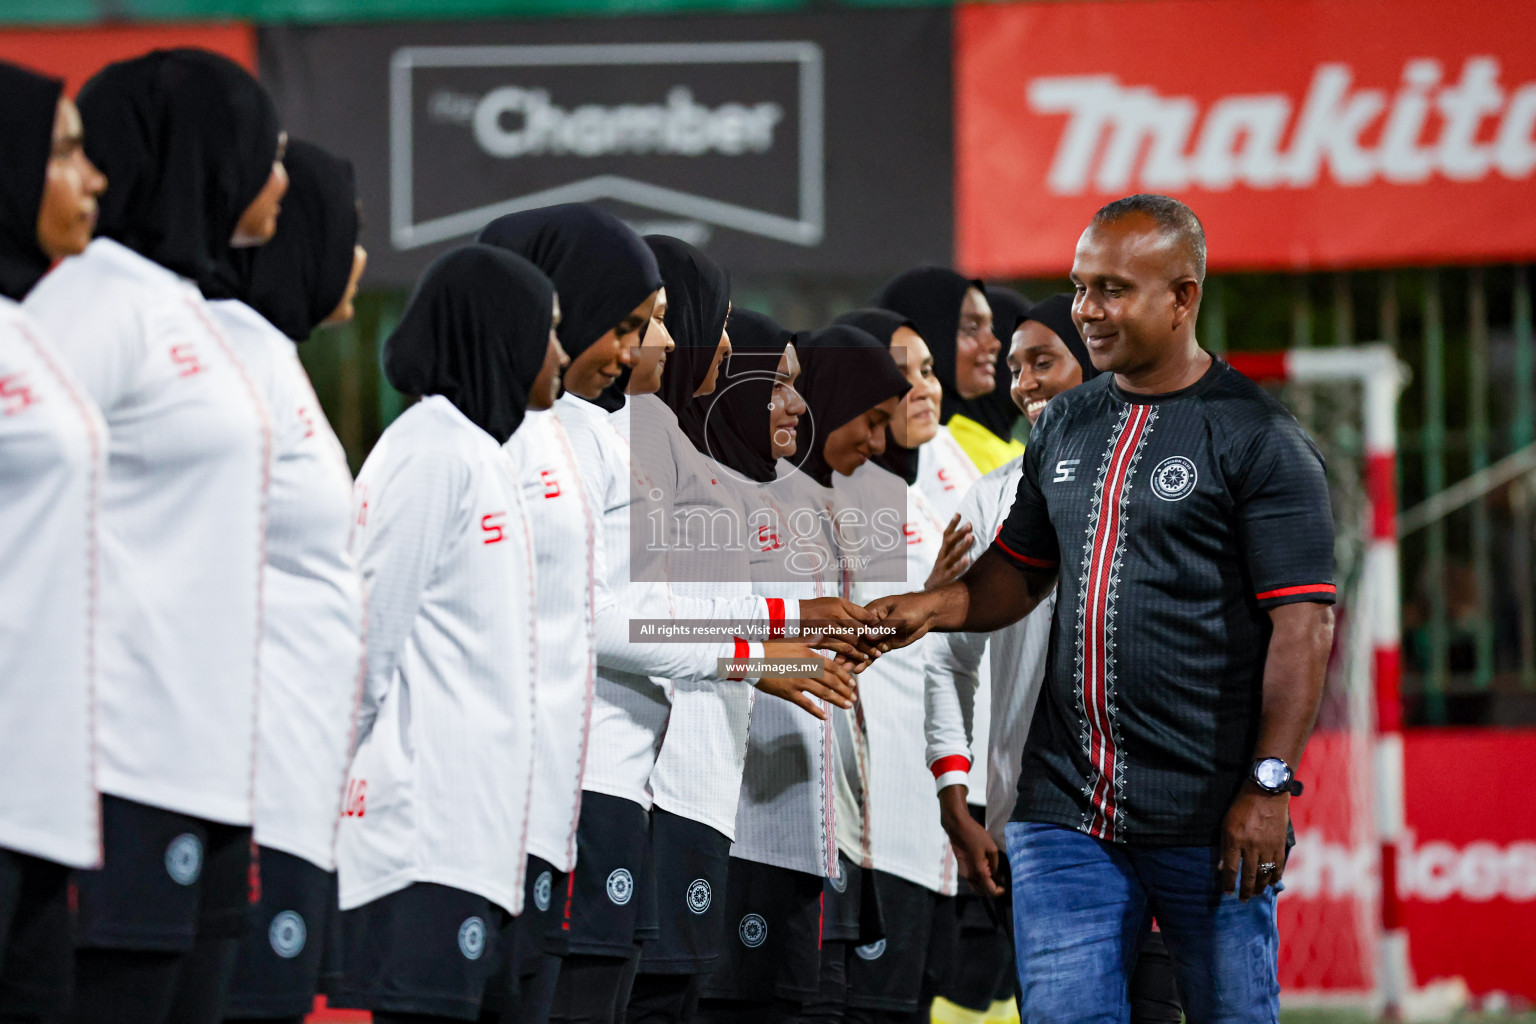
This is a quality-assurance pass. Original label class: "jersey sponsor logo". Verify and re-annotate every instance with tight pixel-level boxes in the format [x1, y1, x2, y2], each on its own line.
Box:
[0, 373, 36, 416]
[169, 343, 204, 378]
[269, 910, 307, 959]
[686, 878, 712, 915]
[1150, 456, 1198, 501]
[738, 913, 767, 948]
[165, 833, 203, 886]
[606, 868, 634, 906]
[459, 916, 487, 960]
[903, 523, 923, 546]
[755, 524, 783, 552]
[481, 511, 508, 544]
[297, 404, 317, 440]
[1053, 458, 1080, 483]
[936, 467, 956, 492]
[534, 870, 553, 912]
[540, 469, 563, 499]
[854, 939, 887, 961]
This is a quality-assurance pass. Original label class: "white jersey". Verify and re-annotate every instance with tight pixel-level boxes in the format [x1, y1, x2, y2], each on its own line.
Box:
[914, 423, 991, 804]
[554, 393, 777, 813]
[837, 463, 957, 896]
[338, 397, 537, 914]
[505, 409, 596, 873]
[26, 239, 272, 826]
[923, 456, 1054, 845]
[730, 468, 840, 877]
[211, 300, 364, 871]
[0, 299, 105, 868]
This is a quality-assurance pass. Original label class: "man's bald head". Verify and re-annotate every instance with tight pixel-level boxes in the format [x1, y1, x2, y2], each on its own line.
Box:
[1090, 194, 1207, 285]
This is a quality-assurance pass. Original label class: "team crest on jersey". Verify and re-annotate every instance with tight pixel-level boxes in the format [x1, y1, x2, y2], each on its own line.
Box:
[534, 871, 553, 912]
[269, 911, 307, 959]
[854, 939, 887, 961]
[606, 868, 634, 906]
[458, 916, 487, 960]
[1150, 456, 1198, 501]
[686, 878, 712, 915]
[738, 913, 767, 948]
[164, 833, 203, 886]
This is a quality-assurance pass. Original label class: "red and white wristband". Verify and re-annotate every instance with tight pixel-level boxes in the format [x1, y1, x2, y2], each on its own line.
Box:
[930, 754, 972, 793]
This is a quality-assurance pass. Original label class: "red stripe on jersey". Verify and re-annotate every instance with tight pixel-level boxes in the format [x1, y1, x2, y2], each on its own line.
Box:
[1081, 404, 1153, 842]
[767, 598, 786, 639]
[994, 537, 1058, 569]
[1255, 583, 1337, 601]
[930, 754, 971, 779]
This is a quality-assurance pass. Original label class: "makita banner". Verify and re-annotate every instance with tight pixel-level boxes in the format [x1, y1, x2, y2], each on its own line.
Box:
[260, 10, 952, 287]
[955, 0, 1536, 275]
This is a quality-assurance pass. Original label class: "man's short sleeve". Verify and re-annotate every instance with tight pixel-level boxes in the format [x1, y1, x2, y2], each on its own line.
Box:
[991, 408, 1060, 572]
[1233, 413, 1336, 609]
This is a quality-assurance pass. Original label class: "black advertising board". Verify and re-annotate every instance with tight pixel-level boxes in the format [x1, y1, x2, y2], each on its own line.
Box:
[259, 9, 953, 287]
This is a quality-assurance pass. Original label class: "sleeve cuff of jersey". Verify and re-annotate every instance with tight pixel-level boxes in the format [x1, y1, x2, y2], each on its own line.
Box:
[767, 598, 787, 639]
[992, 537, 1058, 570]
[930, 754, 971, 793]
[724, 639, 764, 682]
[1255, 582, 1337, 608]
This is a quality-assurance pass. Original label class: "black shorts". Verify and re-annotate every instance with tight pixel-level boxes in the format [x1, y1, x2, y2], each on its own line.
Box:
[330, 881, 517, 1020]
[73, 794, 254, 952]
[637, 808, 732, 975]
[511, 854, 570, 978]
[844, 871, 937, 1013]
[821, 854, 881, 944]
[564, 792, 656, 957]
[0, 847, 72, 1018]
[700, 857, 824, 1002]
[224, 847, 335, 1018]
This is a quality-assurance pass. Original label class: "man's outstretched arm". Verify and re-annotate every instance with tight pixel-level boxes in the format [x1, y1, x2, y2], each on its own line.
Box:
[865, 548, 1058, 651]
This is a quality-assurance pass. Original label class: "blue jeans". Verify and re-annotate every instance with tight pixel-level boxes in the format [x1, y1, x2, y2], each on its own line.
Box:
[1004, 822, 1280, 1024]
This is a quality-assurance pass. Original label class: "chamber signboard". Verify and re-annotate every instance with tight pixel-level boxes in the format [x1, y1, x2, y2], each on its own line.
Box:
[956, 0, 1536, 275]
[261, 10, 952, 286]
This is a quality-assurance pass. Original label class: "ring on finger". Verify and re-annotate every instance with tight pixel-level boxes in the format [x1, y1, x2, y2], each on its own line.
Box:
[1258, 861, 1278, 875]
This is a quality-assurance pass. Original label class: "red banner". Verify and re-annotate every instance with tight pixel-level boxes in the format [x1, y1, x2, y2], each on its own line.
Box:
[1399, 729, 1536, 999]
[956, 0, 1536, 275]
[0, 24, 255, 97]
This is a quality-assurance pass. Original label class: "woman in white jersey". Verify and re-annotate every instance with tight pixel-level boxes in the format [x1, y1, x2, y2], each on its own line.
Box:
[769, 326, 912, 1024]
[202, 139, 367, 1024]
[0, 60, 107, 1022]
[479, 207, 860, 1024]
[24, 49, 285, 1024]
[332, 244, 562, 1024]
[694, 312, 863, 1024]
[820, 314, 963, 1024]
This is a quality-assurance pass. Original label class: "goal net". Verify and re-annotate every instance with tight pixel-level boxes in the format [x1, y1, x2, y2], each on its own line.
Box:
[1227, 347, 1407, 1012]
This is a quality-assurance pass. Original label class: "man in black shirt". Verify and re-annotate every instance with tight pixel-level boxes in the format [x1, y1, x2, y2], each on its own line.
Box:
[866, 195, 1335, 1024]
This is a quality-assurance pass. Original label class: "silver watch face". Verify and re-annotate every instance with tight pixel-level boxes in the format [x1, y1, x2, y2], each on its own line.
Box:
[1255, 758, 1291, 790]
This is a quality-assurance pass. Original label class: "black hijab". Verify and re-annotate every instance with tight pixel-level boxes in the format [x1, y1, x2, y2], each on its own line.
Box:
[790, 324, 911, 489]
[692, 308, 794, 483]
[383, 244, 554, 445]
[0, 62, 63, 301]
[221, 140, 358, 342]
[78, 48, 280, 291]
[833, 308, 920, 485]
[477, 203, 661, 412]
[645, 235, 731, 440]
[1019, 292, 1098, 382]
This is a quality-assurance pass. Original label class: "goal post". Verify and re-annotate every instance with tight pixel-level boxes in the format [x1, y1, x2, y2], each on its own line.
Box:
[1226, 345, 1410, 1015]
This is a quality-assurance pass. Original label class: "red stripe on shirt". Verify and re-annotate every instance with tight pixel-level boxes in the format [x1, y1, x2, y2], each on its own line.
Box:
[1255, 583, 1337, 601]
[767, 598, 786, 639]
[930, 754, 971, 780]
[994, 536, 1058, 569]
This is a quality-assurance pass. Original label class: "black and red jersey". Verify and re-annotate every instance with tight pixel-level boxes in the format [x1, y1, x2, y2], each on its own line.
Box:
[993, 358, 1335, 846]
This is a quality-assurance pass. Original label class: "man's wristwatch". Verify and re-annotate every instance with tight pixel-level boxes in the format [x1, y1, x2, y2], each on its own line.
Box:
[1251, 757, 1304, 796]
